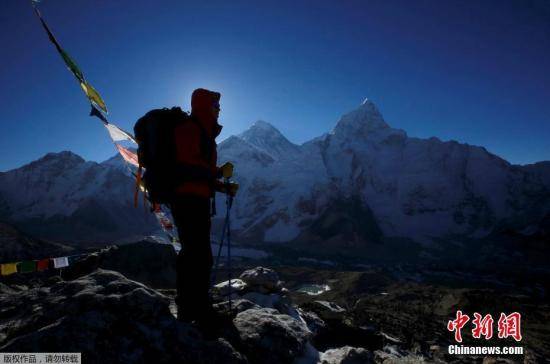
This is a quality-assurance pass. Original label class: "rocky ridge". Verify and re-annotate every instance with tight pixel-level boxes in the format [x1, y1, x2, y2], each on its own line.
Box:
[1, 264, 430, 364]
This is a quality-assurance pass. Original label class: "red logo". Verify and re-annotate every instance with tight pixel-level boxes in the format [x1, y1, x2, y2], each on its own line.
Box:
[497, 312, 522, 342]
[447, 311, 522, 342]
[472, 313, 494, 340]
[447, 310, 470, 342]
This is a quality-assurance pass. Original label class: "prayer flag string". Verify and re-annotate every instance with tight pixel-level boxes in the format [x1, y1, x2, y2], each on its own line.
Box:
[30, 2, 181, 252]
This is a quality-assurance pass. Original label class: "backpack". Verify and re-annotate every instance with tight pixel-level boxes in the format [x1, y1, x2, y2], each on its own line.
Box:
[134, 107, 190, 204]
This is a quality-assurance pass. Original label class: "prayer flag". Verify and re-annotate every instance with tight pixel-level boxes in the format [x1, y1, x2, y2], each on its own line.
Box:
[60, 48, 85, 83]
[33, 6, 85, 83]
[1, 263, 19, 276]
[20, 260, 37, 273]
[34, 5, 107, 113]
[116, 144, 139, 167]
[80, 82, 108, 113]
[105, 123, 135, 143]
[154, 211, 173, 230]
[53, 257, 69, 268]
[37, 258, 50, 271]
[31, 2, 177, 250]
[90, 104, 108, 124]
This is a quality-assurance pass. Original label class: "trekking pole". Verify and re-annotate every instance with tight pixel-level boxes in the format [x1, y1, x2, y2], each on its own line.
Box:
[225, 178, 234, 313]
[210, 178, 234, 310]
[212, 207, 229, 286]
[220, 178, 233, 313]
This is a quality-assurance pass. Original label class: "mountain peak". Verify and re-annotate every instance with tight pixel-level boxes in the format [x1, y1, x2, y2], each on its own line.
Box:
[240, 120, 282, 138]
[239, 120, 279, 142]
[359, 98, 383, 115]
[252, 119, 278, 130]
[361, 97, 372, 105]
[1, 150, 88, 176]
[43, 150, 84, 161]
[238, 120, 298, 159]
[331, 99, 390, 137]
[29, 151, 85, 169]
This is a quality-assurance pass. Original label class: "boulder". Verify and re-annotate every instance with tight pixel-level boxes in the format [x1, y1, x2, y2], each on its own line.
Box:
[0, 269, 245, 364]
[301, 300, 347, 322]
[320, 346, 374, 364]
[239, 267, 282, 293]
[212, 278, 248, 298]
[233, 308, 311, 364]
[298, 302, 382, 352]
[241, 291, 279, 307]
[242, 292, 302, 321]
[213, 298, 260, 317]
[297, 308, 327, 336]
[373, 345, 426, 364]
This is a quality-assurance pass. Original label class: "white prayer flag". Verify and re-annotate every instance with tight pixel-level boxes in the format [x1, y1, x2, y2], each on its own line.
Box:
[105, 123, 135, 143]
[53, 256, 69, 268]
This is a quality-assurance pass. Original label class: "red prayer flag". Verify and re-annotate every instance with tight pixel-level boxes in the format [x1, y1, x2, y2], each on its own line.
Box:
[116, 145, 139, 167]
[37, 258, 50, 271]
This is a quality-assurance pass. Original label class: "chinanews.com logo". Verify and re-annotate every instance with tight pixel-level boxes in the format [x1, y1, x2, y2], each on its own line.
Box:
[446, 311, 524, 355]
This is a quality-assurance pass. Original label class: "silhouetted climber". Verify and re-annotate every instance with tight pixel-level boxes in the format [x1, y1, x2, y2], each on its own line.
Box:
[135, 88, 237, 332]
[169, 88, 237, 328]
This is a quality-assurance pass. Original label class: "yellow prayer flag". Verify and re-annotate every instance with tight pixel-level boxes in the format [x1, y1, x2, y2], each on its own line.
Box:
[1, 263, 19, 276]
[80, 82, 108, 113]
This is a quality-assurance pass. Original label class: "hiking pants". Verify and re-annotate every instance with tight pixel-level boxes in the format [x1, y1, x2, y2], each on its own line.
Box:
[169, 195, 213, 317]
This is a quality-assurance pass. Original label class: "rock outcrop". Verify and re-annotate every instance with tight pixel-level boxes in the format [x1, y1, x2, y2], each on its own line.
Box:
[320, 346, 373, 364]
[0, 265, 428, 363]
[0, 269, 245, 364]
[233, 308, 311, 364]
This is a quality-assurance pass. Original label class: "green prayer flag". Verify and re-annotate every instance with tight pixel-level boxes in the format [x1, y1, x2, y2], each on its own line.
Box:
[60, 49, 85, 83]
[34, 6, 84, 82]
[20, 260, 37, 273]
[33, 5, 107, 113]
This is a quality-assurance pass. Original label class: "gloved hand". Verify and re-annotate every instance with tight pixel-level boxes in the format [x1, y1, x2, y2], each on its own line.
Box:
[219, 162, 234, 179]
[214, 180, 239, 196]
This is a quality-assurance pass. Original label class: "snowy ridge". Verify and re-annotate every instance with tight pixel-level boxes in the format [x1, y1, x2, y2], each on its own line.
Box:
[1, 100, 549, 245]
[217, 100, 550, 244]
[0, 151, 156, 243]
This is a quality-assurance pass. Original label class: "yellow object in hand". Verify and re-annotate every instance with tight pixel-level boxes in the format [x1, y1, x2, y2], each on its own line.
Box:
[220, 162, 234, 178]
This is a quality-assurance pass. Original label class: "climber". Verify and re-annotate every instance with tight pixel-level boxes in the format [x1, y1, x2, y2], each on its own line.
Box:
[169, 88, 237, 329]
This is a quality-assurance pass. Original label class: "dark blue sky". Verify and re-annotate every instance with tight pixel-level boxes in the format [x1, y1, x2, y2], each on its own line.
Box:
[1, 0, 549, 171]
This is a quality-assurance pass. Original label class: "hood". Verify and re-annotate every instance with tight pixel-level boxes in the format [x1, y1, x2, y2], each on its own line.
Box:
[191, 88, 223, 138]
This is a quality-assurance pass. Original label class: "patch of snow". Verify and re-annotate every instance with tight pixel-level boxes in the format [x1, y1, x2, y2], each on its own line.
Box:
[295, 284, 331, 296]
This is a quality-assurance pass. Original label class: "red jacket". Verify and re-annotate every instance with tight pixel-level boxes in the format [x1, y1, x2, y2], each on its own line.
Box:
[173, 117, 220, 198]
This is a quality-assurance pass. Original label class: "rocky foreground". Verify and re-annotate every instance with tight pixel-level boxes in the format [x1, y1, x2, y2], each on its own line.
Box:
[0, 263, 424, 364]
[1, 242, 548, 363]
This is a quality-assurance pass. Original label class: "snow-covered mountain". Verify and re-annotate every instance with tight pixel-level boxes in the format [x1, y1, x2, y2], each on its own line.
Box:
[238, 120, 301, 160]
[1, 99, 548, 246]
[0, 151, 157, 244]
[216, 99, 550, 245]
